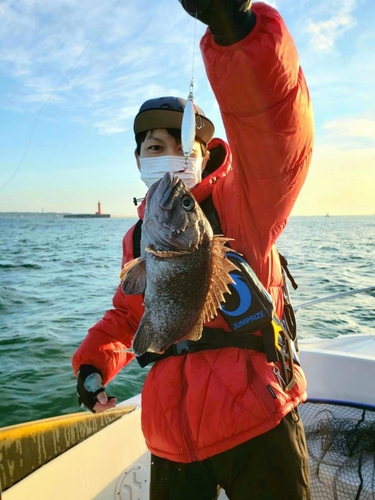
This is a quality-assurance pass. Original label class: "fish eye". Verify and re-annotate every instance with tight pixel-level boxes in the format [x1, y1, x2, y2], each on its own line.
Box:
[181, 195, 195, 211]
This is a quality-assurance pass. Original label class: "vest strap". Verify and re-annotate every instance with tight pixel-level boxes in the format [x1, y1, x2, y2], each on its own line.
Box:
[136, 327, 265, 368]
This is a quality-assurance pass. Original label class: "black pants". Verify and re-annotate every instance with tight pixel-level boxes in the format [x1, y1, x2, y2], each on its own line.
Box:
[150, 409, 311, 500]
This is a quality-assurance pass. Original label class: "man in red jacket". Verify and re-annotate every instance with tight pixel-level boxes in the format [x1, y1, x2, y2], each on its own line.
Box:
[73, 1, 314, 498]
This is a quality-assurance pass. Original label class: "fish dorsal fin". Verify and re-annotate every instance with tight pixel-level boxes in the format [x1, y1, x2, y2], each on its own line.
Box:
[202, 236, 240, 323]
[120, 257, 147, 295]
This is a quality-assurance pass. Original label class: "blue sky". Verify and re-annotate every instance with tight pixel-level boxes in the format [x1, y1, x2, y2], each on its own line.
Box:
[0, 0, 374, 216]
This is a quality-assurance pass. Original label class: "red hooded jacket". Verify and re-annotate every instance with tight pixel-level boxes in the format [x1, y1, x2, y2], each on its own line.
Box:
[73, 3, 314, 463]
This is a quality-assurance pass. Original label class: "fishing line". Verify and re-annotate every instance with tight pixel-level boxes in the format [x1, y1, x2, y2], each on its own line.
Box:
[189, 8, 199, 98]
[190, 8, 204, 130]
[0, 0, 123, 195]
[181, 8, 201, 164]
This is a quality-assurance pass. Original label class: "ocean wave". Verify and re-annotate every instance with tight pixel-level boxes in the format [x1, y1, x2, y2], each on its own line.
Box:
[0, 263, 42, 270]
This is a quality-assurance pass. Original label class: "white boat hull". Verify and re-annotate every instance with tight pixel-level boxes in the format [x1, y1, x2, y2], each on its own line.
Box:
[299, 334, 375, 407]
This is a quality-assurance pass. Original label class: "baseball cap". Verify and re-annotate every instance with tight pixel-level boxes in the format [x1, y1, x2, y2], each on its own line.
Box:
[133, 96, 215, 144]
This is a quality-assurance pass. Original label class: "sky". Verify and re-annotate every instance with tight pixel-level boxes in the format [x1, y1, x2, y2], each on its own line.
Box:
[0, 0, 374, 216]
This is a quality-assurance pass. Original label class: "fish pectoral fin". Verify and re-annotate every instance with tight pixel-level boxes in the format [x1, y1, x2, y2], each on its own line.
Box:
[132, 314, 153, 357]
[121, 257, 147, 295]
[120, 258, 141, 281]
[203, 236, 239, 323]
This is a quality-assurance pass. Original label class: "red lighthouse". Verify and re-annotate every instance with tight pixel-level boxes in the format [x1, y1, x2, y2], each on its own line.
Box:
[63, 201, 110, 218]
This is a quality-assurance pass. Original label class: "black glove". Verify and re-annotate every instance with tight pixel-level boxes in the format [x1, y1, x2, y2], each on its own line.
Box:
[77, 364, 107, 412]
[178, 0, 255, 46]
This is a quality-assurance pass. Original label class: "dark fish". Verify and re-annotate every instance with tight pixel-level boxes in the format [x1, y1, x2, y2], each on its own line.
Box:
[120, 172, 237, 356]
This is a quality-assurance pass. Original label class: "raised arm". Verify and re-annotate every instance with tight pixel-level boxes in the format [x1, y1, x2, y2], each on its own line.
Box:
[181, 0, 314, 254]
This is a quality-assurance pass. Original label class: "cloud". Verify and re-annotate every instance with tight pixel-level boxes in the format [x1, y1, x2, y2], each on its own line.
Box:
[292, 104, 375, 215]
[304, 0, 357, 51]
[93, 104, 138, 136]
[263, 1, 279, 8]
[292, 143, 375, 215]
[324, 117, 375, 141]
[0, 0, 206, 134]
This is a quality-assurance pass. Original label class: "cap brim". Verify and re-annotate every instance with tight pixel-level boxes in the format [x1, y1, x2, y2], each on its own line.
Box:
[134, 108, 215, 144]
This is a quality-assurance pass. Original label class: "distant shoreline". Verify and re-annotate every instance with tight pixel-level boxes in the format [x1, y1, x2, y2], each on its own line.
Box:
[0, 212, 374, 218]
[0, 212, 136, 218]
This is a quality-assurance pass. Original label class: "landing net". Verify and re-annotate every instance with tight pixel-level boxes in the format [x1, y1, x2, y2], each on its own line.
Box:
[300, 402, 375, 499]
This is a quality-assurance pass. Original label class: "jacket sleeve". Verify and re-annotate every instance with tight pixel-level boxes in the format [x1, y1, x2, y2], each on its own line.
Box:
[72, 226, 143, 385]
[201, 2, 314, 255]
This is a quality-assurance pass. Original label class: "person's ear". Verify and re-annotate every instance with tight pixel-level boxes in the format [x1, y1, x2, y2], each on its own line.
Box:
[202, 150, 210, 171]
[135, 150, 141, 171]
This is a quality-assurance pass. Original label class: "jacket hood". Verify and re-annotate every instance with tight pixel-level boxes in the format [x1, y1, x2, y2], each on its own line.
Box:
[136, 137, 232, 219]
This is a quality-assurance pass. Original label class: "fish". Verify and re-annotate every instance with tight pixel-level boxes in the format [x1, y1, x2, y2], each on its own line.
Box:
[120, 172, 238, 357]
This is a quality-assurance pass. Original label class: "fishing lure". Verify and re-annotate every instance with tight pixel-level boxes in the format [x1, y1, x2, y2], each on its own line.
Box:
[181, 6, 204, 164]
[181, 92, 196, 161]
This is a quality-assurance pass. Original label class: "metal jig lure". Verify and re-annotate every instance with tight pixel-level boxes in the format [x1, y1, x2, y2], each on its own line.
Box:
[181, 7, 202, 164]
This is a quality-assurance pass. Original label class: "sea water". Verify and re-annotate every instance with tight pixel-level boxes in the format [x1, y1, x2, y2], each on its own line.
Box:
[0, 214, 374, 427]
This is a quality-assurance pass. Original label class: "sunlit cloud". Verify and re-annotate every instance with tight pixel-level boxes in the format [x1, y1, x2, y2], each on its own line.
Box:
[304, 0, 357, 51]
[324, 117, 375, 141]
[293, 144, 375, 216]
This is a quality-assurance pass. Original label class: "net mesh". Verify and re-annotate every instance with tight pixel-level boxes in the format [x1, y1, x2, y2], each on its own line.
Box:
[300, 402, 375, 499]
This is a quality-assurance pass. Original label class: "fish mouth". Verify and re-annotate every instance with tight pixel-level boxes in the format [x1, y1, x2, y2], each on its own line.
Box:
[150, 219, 199, 251]
[162, 221, 186, 234]
[146, 245, 191, 257]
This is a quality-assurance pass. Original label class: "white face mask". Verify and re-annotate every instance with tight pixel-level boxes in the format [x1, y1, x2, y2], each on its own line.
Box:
[140, 156, 202, 190]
